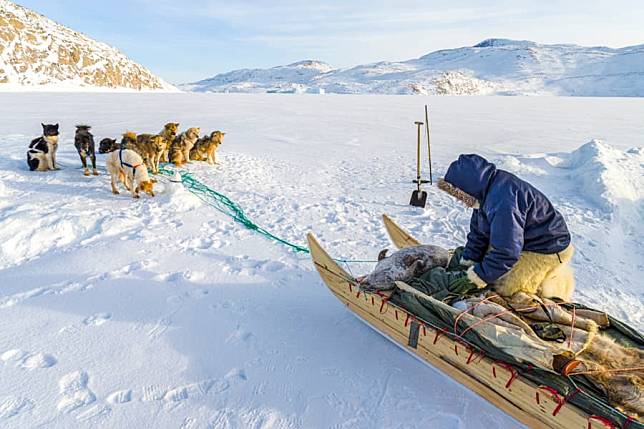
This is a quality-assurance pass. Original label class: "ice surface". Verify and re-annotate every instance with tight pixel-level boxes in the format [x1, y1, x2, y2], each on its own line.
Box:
[0, 93, 641, 428]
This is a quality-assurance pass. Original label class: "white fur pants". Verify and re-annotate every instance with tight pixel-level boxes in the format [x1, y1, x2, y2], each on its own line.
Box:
[493, 245, 575, 301]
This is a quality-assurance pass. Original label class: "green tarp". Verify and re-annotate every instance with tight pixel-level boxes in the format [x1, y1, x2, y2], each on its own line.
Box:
[389, 280, 643, 428]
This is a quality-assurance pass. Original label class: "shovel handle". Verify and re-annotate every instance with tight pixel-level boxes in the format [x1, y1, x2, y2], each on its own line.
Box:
[425, 105, 433, 185]
[414, 121, 423, 191]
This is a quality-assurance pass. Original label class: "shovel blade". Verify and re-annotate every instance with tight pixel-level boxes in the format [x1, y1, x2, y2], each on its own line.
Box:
[409, 190, 427, 208]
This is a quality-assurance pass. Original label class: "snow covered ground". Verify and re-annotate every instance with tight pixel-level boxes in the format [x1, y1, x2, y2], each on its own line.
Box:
[0, 93, 642, 428]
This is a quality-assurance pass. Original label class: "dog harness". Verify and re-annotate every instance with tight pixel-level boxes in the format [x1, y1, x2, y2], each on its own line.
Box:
[119, 149, 142, 177]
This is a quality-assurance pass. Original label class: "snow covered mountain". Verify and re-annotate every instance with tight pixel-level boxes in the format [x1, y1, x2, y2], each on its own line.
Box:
[181, 60, 334, 94]
[0, 0, 175, 91]
[182, 39, 644, 96]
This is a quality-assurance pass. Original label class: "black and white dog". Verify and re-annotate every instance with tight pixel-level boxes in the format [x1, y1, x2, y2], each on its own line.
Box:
[74, 125, 98, 176]
[27, 123, 60, 171]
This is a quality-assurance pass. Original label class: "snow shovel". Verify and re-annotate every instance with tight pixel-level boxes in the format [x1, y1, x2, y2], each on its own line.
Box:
[410, 121, 429, 208]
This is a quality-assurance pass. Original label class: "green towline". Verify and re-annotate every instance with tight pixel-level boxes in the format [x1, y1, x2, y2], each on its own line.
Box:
[158, 165, 376, 264]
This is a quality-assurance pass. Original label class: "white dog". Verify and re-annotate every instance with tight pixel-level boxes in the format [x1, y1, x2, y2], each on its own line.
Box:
[106, 149, 155, 198]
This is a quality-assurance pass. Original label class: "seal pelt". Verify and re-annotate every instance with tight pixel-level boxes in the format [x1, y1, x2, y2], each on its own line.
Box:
[359, 245, 450, 291]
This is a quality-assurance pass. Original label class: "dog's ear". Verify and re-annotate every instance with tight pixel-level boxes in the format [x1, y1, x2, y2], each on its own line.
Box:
[41, 123, 45, 129]
[54, 124, 59, 129]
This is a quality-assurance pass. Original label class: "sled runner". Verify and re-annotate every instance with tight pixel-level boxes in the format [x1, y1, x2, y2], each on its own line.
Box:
[307, 217, 643, 429]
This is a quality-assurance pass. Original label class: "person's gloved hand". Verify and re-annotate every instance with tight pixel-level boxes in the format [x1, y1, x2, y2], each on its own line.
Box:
[459, 257, 475, 267]
[448, 267, 487, 294]
[466, 266, 488, 289]
[448, 274, 477, 294]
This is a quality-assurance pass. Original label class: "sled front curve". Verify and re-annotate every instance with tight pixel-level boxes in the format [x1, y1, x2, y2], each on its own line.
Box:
[383, 214, 420, 248]
[306, 232, 594, 429]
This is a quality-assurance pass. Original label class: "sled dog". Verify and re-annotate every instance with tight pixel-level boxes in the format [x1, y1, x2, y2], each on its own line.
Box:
[74, 125, 98, 176]
[106, 148, 155, 198]
[169, 127, 200, 166]
[98, 138, 119, 154]
[190, 131, 225, 164]
[27, 123, 60, 171]
[160, 122, 179, 162]
[120, 131, 142, 154]
[136, 134, 165, 174]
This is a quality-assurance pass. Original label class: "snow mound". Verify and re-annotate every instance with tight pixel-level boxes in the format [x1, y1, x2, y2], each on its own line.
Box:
[557, 140, 643, 215]
[159, 181, 203, 212]
[0, 205, 98, 268]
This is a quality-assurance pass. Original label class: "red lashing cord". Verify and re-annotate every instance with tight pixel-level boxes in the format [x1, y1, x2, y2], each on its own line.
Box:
[587, 415, 616, 429]
[433, 328, 448, 345]
[375, 291, 390, 314]
[535, 385, 578, 417]
[492, 361, 518, 389]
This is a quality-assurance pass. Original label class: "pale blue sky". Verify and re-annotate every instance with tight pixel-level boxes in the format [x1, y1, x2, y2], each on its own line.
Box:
[16, 0, 644, 83]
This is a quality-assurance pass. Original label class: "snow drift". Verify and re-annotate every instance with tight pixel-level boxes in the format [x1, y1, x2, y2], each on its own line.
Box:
[557, 140, 643, 216]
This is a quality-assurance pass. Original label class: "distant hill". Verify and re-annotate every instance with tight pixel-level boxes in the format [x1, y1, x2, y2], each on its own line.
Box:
[182, 39, 644, 96]
[0, 0, 175, 91]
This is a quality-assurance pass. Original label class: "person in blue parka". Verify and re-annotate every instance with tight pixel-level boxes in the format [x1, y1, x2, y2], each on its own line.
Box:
[438, 154, 575, 301]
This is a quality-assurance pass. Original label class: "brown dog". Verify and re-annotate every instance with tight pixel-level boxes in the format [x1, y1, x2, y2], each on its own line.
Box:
[169, 127, 200, 166]
[160, 122, 179, 163]
[190, 131, 225, 164]
[136, 134, 165, 173]
[120, 131, 140, 153]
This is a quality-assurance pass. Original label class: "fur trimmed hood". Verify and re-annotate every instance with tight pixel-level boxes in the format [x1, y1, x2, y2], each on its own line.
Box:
[442, 154, 497, 203]
[438, 179, 480, 208]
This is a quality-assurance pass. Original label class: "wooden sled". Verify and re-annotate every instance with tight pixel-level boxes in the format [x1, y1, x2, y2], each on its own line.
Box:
[307, 215, 638, 429]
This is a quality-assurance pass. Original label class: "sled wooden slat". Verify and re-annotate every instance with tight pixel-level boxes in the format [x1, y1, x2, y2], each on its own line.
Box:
[383, 214, 421, 248]
[307, 232, 594, 429]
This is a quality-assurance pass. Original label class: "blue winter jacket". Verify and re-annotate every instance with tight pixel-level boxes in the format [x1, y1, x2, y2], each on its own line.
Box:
[444, 154, 571, 284]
